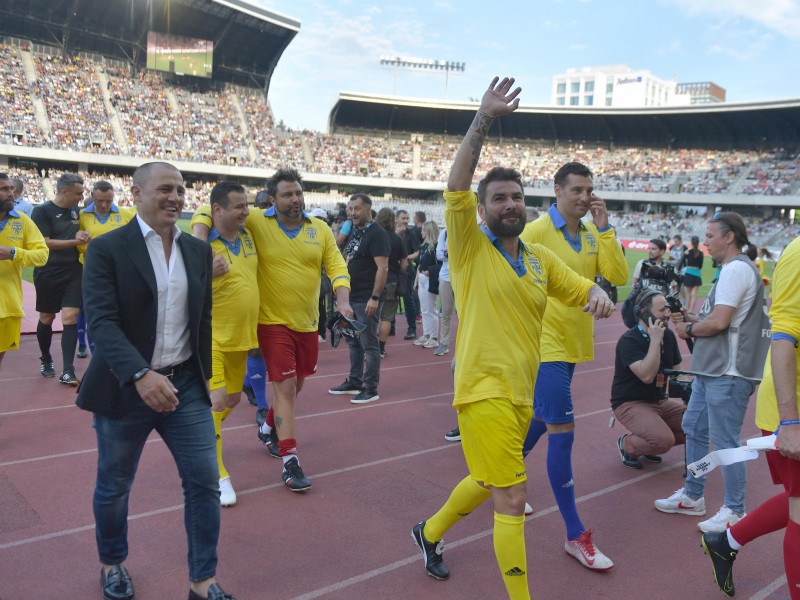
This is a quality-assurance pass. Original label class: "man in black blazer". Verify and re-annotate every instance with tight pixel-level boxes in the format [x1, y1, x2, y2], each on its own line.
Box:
[77, 162, 235, 600]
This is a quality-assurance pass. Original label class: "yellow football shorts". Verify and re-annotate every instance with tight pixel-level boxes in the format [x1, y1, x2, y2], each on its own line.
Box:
[0, 318, 22, 353]
[458, 398, 532, 488]
[209, 349, 248, 394]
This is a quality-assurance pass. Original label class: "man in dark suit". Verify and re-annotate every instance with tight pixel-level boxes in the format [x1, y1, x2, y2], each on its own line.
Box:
[77, 162, 235, 600]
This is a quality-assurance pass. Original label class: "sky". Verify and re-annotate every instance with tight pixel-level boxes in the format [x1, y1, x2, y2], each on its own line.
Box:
[258, 0, 800, 132]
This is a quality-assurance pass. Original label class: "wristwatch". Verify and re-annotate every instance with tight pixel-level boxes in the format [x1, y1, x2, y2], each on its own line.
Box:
[131, 367, 150, 383]
[685, 323, 694, 337]
[370, 295, 380, 301]
[9, 247, 15, 260]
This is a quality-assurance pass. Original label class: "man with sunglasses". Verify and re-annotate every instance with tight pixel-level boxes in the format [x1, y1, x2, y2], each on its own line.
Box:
[656, 212, 770, 533]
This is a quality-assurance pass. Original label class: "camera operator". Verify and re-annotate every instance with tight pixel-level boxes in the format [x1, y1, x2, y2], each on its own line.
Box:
[655, 212, 771, 533]
[631, 239, 667, 290]
[611, 290, 685, 469]
[622, 239, 682, 328]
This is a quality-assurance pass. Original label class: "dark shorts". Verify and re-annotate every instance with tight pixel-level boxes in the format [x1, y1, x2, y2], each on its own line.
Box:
[257, 324, 318, 382]
[764, 430, 800, 496]
[533, 361, 576, 424]
[33, 263, 82, 314]
[683, 273, 702, 288]
[380, 282, 399, 322]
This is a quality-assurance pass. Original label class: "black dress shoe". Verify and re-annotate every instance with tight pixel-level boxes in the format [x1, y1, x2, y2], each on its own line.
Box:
[100, 565, 134, 600]
[188, 582, 236, 600]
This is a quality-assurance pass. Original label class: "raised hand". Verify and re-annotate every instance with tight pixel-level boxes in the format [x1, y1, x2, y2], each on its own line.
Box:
[646, 317, 666, 343]
[480, 77, 522, 117]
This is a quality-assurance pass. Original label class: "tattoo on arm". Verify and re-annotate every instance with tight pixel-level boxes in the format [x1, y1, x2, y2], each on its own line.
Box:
[468, 112, 494, 172]
[275, 416, 283, 429]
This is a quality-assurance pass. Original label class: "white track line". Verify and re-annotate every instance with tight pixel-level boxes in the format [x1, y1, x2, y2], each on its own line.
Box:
[749, 574, 788, 600]
[289, 463, 682, 600]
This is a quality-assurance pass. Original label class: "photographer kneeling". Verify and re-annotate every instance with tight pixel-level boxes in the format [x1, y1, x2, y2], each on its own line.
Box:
[612, 290, 685, 470]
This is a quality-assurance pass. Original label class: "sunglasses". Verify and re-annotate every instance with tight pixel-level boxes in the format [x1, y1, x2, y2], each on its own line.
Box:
[711, 213, 735, 229]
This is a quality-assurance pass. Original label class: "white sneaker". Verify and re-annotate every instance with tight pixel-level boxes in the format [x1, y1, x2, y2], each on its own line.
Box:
[698, 506, 746, 533]
[219, 476, 237, 507]
[422, 337, 439, 349]
[318, 335, 325, 343]
[524, 503, 533, 516]
[433, 343, 449, 356]
[413, 335, 430, 346]
[565, 530, 614, 571]
[654, 488, 706, 515]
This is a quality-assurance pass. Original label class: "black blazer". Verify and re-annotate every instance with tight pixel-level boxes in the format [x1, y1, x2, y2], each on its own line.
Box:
[76, 218, 213, 418]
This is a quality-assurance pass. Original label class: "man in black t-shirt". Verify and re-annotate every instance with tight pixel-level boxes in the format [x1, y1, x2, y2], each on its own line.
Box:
[396, 209, 421, 339]
[30, 173, 89, 385]
[611, 290, 685, 469]
[328, 193, 389, 404]
[377, 208, 408, 358]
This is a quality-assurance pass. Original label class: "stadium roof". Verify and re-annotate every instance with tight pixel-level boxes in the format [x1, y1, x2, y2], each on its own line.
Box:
[0, 0, 299, 92]
[329, 92, 800, 151]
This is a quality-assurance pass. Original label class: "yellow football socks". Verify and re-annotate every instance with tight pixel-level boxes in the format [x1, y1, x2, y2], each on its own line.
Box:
[493, 512, 529, 600]
[212, 410, 228, 479]
[424, 476, 491, 541]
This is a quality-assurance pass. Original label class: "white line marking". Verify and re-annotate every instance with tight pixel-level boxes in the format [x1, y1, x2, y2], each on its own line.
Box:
[749, 574, 788, 600]
[289, 463, 682, 600]
[0, 404, 77, 416]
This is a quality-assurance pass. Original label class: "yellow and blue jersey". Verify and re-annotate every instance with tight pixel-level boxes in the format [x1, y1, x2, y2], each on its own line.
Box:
[192, 205, 350, 333]
[78, 203, 135, 262]
[0, 210, 49, 319]
[445, 190, 595, 408]
[755, 235, 800, 431]
[208, 226, 260, 351]
[520, 205, 627, 363]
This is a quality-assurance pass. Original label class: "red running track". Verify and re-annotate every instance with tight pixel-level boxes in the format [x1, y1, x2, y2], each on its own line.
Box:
[0, 312, 790, 599]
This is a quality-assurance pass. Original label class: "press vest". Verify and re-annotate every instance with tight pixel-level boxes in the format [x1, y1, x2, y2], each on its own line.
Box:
[691, 254, 771, 381]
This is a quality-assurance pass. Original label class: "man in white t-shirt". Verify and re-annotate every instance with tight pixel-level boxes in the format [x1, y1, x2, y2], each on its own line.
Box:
[655, 212, 769, 534]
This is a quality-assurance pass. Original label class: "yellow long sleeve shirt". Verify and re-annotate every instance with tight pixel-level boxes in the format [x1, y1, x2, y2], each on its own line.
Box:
[445, 190, 594, 408]
[0, 211, 49, 318]
[520, 205, 627, 363]
[755, 235, 800, 431]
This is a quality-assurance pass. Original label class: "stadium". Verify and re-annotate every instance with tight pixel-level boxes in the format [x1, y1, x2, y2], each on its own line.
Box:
[1, 0, 799, 598]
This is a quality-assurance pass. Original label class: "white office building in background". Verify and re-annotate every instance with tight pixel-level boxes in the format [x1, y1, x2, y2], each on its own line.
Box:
[551, 65, 725, 108]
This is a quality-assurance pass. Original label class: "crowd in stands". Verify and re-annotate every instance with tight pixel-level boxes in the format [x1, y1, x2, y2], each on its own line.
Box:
[1, 43, 799, 215]
[0, 45, 42, 147]
[33, 54, 119, 154]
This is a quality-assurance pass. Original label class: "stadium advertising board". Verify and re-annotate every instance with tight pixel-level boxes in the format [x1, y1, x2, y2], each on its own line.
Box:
[146, 32, 214, 78]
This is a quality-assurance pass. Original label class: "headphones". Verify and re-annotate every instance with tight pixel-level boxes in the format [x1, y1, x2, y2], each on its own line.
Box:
[634, 289, 661, 321]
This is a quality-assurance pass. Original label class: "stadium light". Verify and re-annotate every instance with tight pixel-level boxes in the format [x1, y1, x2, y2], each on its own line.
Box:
[379, 55, 466, 98]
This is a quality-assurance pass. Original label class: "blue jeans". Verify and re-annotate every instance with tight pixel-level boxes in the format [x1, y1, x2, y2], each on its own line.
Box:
[346, 301, 382, 391]
[93, 368, 220, 582]
[682, 374, 757, 514]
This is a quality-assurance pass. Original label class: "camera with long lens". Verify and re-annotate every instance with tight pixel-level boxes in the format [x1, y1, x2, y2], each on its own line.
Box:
[639, 261, 682, 295]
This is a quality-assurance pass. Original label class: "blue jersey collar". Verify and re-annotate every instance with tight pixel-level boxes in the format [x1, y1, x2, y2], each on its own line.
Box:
[6, 208, 21, 218]
[264, 206, 310, 221]
[83, 202, 119, 215]
[480, 226, 529, 277]
[548, 204, 585, 232]
[208, 227, 246, 243]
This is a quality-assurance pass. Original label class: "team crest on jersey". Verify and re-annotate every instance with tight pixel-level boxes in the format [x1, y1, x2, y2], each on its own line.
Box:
[111, 214, 121, 224]
[11, 221, 22, 235]
[306, 227, 317, 240]
[241, 233, 256, 257]
[585, 233, 597, 251]
[70, 210, 79, 220]
[527, 256, 545, 282]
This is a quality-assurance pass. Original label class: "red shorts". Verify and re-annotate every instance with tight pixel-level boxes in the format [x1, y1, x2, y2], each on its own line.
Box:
[764, 429, 800, 497]
[257, 324, 318, 382]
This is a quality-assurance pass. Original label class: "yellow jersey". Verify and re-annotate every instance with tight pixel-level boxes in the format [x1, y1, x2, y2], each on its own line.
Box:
[0, 210, 49, 319]
[445, 190, 595, 408]
[208, 226, 260, 351]
[755, 236, 800, 431]
[520, 205, 627, 363]
[78, 204, 135, 262]
[192, 205, 350, 333]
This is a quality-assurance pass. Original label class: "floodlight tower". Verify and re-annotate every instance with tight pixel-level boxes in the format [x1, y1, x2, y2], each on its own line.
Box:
[379, 56, 466, 98]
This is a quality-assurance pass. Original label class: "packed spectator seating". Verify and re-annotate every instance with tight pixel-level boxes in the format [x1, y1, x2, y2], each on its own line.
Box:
[0, 45, 42, 147]
[33, 54, 119, 154]
[1, 43, 799, 211]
